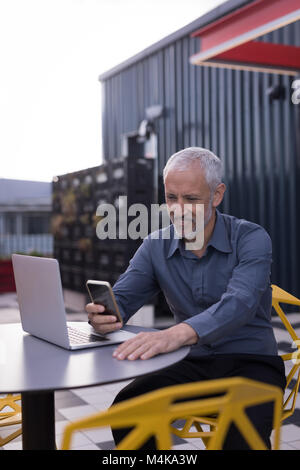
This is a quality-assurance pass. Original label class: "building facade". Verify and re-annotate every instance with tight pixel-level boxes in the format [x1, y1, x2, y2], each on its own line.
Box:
[0, 178, 53, 257]
[98, 0, 300, 296]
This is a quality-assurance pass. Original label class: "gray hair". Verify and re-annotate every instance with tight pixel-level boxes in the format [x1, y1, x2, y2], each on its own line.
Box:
[163, 147, 223, 192]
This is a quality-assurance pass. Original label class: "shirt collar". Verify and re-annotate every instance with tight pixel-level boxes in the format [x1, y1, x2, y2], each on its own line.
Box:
[167, 209, 232, 259]
[207, 209, 232, 254]
[167, 225, 181, 259]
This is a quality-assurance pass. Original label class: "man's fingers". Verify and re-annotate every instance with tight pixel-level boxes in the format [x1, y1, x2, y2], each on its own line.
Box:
[88, 312, 117, 324]
[114, 342, 159, 361]
[128, 344, 154, 361]
[113, 333, 163, 360]
[92, 321, 123, 335]
[113, 339, 145, 360]
[113, 333, 145, 357]
[139, 346, 158, 360]
[85, 303, 105, 314]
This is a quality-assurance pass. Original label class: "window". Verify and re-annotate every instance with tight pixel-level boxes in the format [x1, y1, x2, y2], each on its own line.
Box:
[5, 214, 17, 234]
[22, 214, 50, 234]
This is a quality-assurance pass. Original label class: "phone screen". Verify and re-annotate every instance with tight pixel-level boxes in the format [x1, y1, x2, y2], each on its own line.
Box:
[87, 283, 120, 319]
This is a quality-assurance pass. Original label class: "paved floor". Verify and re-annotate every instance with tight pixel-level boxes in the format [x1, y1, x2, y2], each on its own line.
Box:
[0, 292, 299, 450]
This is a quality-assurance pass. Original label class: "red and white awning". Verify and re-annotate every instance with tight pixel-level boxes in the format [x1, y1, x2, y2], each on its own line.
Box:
[190, 0, 300, 76]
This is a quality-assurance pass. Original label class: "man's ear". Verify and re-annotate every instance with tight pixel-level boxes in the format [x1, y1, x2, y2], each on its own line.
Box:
[212, 183, 226, 208]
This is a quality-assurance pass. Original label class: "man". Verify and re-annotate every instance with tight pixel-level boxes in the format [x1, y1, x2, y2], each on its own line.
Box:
[86, 147, 286, 449]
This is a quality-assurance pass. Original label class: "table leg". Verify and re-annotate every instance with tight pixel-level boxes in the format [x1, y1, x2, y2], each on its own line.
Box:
[21, 391, 56, 450]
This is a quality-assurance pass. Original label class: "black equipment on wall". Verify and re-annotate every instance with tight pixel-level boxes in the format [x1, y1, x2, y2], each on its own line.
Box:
[52, 133, 155, 299]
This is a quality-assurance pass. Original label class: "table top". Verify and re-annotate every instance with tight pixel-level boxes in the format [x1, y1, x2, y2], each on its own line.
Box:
[0, 323, 190, 393]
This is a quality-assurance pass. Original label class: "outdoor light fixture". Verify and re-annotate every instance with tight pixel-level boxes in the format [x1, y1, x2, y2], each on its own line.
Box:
[266, 84, 286, 101]
[138, 105, 164, 141]
[138, 119, 152, 139]
[145, 104, 164, 121]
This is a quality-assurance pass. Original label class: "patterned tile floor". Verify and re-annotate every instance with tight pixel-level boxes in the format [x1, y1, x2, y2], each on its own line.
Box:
[0, 293, 299, 450]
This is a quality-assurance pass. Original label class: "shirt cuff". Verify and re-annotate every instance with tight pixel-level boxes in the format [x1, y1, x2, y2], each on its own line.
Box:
[183, 310, 220, 345]
[114, 297, 130, 324]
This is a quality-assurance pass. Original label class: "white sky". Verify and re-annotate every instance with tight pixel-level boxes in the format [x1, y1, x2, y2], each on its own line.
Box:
[0, 0, 223, 182]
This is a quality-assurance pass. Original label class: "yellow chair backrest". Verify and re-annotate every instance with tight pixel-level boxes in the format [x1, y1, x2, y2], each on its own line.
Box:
[61, 377, 282, 450]
[173, 284, 300, 444]
[271, 284, 300, 421]
[0, 394, 22, 446]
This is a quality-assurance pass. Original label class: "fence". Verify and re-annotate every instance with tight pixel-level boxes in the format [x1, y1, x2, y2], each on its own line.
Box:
[0, 234, 53, 257]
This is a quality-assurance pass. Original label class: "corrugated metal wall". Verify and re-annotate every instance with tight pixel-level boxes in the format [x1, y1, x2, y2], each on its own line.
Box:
[100, 20, 300, 296]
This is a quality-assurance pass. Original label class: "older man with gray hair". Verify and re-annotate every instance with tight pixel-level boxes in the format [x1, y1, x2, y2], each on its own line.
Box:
[86, 147, 286, 450]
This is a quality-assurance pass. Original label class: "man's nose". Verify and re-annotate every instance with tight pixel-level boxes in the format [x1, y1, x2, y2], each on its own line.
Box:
[173, 200, 191, 217]
[176, 198, 185, 214]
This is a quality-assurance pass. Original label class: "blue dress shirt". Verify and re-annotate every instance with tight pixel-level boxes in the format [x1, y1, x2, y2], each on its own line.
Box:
[112, 209, 278, 358]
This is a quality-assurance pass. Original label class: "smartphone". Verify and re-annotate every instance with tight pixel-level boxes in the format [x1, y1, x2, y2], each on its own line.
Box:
[86, 280, 123, 323]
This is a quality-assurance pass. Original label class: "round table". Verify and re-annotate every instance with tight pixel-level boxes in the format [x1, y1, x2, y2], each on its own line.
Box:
[0, 323, 190, 449]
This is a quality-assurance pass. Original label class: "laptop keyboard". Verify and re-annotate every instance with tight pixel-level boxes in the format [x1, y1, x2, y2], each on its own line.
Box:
[67, 326, 109, 345]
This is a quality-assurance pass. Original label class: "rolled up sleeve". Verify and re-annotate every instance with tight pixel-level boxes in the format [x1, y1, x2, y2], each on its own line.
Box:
[184, 226, 272, 345]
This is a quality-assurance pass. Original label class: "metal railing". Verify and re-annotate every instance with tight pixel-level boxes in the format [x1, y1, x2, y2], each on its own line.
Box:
[0, 234, 53, 257]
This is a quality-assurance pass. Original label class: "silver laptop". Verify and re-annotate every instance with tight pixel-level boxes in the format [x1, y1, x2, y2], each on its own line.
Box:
[12, 253, 136, 350]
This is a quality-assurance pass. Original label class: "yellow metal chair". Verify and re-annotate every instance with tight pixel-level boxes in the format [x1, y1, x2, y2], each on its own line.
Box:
[171, 284, 300, 445]
[0, 394, 22, 446]
[61, 377, 282, 450]
[272, 285, 300, 420]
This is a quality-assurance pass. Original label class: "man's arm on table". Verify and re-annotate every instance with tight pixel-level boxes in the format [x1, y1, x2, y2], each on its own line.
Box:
[85, 234, 196, 359]
[110, 235, 197, 360]
[87, 235, 163, 336]
[114, 225, 272, 360]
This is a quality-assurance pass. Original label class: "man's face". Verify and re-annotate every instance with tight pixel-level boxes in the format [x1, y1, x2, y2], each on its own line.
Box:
[164, 165, 214, 240]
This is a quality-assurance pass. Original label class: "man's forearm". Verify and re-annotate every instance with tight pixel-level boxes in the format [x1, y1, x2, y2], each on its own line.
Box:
[167, 322, 199, 346]
[113, 321, 198, 361]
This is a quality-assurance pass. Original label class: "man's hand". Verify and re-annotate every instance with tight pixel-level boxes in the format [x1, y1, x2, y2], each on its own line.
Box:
[112, 323, 198, 361]
[85, 303, 123, 335]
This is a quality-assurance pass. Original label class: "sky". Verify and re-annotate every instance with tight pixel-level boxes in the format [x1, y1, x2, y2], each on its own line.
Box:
[0, 0, 223, 182]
